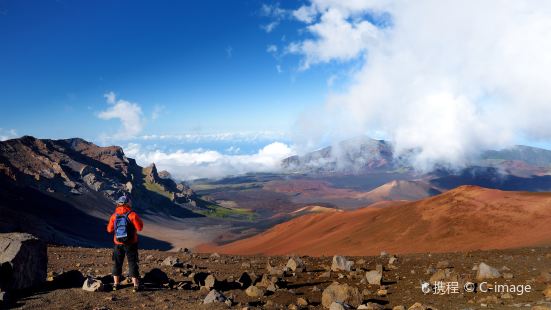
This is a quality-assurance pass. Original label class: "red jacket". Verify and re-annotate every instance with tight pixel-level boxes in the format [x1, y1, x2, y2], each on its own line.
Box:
[107, 204, 144, 245]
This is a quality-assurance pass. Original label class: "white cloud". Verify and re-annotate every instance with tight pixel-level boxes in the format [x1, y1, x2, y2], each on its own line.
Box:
[288, 0, 551, 170]
[98, 92, 144, 139]
[125, 142, 294, 180]
[266, 44, 278, 54]
[262, 21, 279, 33]
[287, 4, 380, 70]
[0, 128, 17, 141]
[138, 131, 289, 143]
[151, 104, 165, 121]
[260, 3, 288, 33]
[104, 91, 116, 104]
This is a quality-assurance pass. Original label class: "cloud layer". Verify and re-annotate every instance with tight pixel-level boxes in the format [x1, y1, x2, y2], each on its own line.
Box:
[125, 142, 294, 180]
[286, 0, 551, 169]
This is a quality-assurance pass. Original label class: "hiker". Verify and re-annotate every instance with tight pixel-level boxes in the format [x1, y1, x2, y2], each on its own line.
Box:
[107, 195, 144, 292]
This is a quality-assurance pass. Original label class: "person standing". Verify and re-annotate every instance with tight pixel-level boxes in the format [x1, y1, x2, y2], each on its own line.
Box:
[107, 195, 144, 292]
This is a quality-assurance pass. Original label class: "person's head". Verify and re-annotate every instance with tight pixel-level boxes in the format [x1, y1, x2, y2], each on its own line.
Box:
[116, 195, 130, 206]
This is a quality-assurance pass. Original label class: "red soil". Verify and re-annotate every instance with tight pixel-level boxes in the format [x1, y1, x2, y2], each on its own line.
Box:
[199, 186, 551, 256]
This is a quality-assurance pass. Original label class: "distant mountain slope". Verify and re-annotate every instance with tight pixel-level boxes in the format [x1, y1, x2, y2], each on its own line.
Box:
[363, 180, 440, 201]
[282, 136, 551, 178]
[0, 136, 205, 248]
[282, 137, 405, 174]
[201, 186, 551, 256]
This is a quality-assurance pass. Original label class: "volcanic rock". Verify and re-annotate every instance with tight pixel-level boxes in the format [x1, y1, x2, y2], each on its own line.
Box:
[0, 233, 47, 291]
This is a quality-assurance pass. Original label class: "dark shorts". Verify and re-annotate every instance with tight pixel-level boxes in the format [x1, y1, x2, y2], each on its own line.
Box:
[112, 243, 139, 278]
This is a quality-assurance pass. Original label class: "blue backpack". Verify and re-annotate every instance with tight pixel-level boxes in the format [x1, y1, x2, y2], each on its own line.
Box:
[114, 212, 134, 243]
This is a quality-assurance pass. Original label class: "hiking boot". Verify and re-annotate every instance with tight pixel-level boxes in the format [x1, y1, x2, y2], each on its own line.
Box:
[112, 284, 119, 291]
[132, 285, 141, 293]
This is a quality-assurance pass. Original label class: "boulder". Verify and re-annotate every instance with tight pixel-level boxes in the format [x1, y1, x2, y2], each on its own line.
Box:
[331, 256, 354, 272]
[51, 270, 85, 289]
[321, 282, 362, 308]
[161, 256, 182, 267]
[203, 289, 226, 304]
[365, 270, 383, 285]
[0, 233, 47, 291]
[286, 257, 305, 272]
[245, 285, 265, 297]
[82, 277, 104, 292]
[209, 253, 221, 259]
[476, 263, 501, 280]
[192, 272, 210, 286]
[143, 268, 169, 285]
[203, 274, 217, 290]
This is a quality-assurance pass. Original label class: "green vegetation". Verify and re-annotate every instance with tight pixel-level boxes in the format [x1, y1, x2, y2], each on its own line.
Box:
[143, 181, 174, 200]
[195, 204, 256, 221]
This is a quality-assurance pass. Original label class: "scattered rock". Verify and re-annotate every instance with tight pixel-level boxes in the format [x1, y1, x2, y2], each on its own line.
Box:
[51, 270, 85, 289]
[389, 255, 399, 265]
[331, 256, 354, 272]
[321, 282, 362, 308]
[543, 284, 551, 298]
[161, 256, 183, 267]
[393, 306, 406, 310]
[267, 261, 284, 276]
[203, 274, 217, 290]
[436, 260, 450, 269]
[143, 268, 169, 285]
[203, 289, 226, 304]
[476, 263, 501, 280]
[500, 292, 513, 299]
[210, 253, 221, 260]
[503, 272, 514, 279]
[365, 270, 383, 285]
[407, 303, 429, 310]
[82, 277, 104, 292]
[245, 285, 265, 297]
[358, 303, 384, 310]
[329, 302, 350, 310]
[429, 268, 459, 283]
[376, 288, 387, 296]
[297, 297, 309, 307]
[286, 257, 305, 272]
[0, 233, 47, 291]
[237, 272, 252, 289]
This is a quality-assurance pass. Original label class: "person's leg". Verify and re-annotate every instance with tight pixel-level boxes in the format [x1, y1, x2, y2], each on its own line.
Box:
[126, 243, 140, 290]
[112, 244, 125, 289]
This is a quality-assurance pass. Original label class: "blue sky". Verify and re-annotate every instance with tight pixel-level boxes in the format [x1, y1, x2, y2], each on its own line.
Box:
[0, 0, 340, 144]
[3, 0, 551, 179]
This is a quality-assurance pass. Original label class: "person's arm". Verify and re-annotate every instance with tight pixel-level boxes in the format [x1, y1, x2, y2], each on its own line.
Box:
[107, 214, 115, 233]
[130, 212, 144, 232]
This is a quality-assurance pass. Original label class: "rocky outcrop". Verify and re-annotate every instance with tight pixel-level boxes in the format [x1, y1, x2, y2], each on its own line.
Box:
[0, 136, 206, 248]
[0, 233, 47, 291]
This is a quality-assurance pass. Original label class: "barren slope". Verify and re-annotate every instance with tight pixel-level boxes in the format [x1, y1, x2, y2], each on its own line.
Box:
[200, 186, 551, 256]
